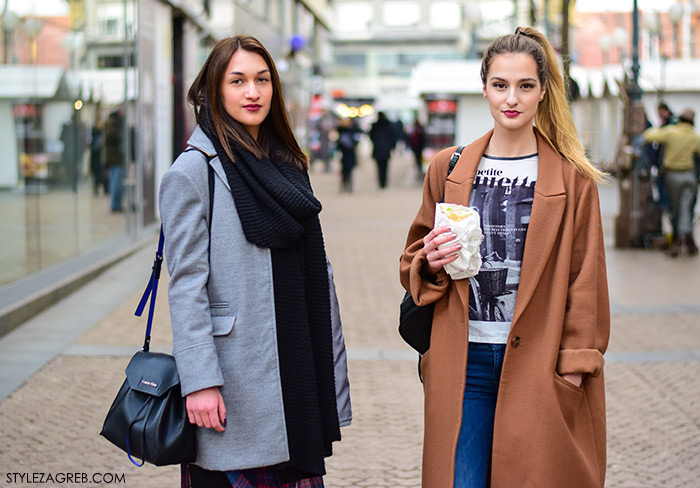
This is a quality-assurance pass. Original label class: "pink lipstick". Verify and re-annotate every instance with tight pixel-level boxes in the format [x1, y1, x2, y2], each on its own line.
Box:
[503, 110, 520, 117]
[244, 104, 262, 112]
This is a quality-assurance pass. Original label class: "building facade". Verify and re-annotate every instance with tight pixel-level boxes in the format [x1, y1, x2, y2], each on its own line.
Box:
[0, 0, 331, 331]
[325, 0, 518, 150]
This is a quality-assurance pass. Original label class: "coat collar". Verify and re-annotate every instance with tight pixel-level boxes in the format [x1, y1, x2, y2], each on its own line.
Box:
[444, 127, 567, 330]
[445, 127, 565, 197]
[187, 125, 231, 192]
[187, 125, 217, 157]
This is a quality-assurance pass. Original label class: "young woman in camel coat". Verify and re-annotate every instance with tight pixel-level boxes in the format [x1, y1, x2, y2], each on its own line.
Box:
[400, 27, 610, 488]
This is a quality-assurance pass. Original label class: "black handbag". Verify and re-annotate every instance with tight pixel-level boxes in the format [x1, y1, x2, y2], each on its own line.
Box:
[101, 148, 215, 466]
[399, 146, 464, 356]
[100, 228, 196, 466]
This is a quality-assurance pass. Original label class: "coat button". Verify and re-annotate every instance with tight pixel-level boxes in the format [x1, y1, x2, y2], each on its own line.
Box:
[511, 336, 521, 348]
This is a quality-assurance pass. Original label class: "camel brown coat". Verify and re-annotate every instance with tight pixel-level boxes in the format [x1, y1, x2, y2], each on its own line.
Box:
[400, 129, 610, 488]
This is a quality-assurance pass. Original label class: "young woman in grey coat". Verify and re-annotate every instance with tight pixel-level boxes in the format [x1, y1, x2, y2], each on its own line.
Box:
[159, 35, 351, 488]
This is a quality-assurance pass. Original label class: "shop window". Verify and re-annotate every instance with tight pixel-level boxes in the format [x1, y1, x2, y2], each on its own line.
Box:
[98, 53, 135, 68]
[335, 53, 366, 70]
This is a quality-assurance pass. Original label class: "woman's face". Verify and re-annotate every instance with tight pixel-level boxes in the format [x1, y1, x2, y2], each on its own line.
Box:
[482, 52, 545, 133]
[220, 49, 273, 139]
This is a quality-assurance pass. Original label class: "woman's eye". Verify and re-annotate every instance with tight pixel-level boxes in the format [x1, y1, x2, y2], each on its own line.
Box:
[493, 83, 506, 89]
[257, 77, 270, 83]
[231, 79, 243, 85]
[521, 83, 535, 89]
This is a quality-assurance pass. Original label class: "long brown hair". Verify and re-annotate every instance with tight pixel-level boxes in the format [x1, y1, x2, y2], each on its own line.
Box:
[480, 26, 605, 182]
[187, 35, 308, 170]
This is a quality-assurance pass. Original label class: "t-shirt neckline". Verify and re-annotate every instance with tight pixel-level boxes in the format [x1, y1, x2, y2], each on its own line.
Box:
[482, 152, 538, 161]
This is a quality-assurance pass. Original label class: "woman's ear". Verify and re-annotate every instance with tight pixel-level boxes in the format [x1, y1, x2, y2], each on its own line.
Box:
[483, 85, 488, 99]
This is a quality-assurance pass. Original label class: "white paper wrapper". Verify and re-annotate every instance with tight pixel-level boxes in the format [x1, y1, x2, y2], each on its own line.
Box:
[435, 203, 483, 280]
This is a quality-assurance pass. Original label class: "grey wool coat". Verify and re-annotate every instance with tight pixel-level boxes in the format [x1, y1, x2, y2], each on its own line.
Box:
[159, 126, 352, 471]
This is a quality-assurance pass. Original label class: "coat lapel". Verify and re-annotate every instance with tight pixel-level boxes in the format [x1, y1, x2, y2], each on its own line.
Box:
[209, 158, 231, 192]
[444, 130, 492, 204]
[510, 130, 566, 327]
[187, 126, 231, 193]
[444, 131, 492, 318]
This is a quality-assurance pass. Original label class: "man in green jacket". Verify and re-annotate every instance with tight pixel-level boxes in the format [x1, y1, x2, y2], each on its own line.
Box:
[643, 108, 700, 256]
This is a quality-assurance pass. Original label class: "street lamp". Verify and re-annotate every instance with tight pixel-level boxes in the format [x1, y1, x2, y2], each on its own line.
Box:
[2, 10, 20, 64]
[613, 26, 628, 61]
[668, 2, 684, 58]
[464, 3, 482, 59]
[642, 11, 658, 60]
[614, 0, 646, 248]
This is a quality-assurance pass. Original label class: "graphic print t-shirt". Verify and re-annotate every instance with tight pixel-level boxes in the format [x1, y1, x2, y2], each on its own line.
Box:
[468, 153, 538, 343]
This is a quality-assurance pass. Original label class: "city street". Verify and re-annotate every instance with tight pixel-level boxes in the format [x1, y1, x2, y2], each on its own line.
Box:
[0, 144, 699, 488]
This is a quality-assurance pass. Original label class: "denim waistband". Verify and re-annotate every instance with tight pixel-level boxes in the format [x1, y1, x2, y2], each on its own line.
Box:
[468, 342, 506, 351]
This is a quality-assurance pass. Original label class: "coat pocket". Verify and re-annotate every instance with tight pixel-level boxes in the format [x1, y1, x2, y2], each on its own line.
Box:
[553, 373, 584, 429]
[211, 315, 235, 336]
[209, 302, 231, 315]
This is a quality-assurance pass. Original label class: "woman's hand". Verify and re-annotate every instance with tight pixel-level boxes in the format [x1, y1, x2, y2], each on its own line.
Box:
[560, 373, 583, 388]
[186, 387, 227, 432]
[423, 225, 461, 275]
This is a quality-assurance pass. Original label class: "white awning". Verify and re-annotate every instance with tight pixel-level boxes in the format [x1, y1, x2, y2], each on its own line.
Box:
[0, 65, 64, 99]
[409, 60, 484, 97]
[570, 60, 700, 99]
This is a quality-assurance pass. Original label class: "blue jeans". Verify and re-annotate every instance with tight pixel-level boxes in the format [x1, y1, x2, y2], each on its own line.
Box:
[109, 166, 124, 211]
[454, 343, 506, 488]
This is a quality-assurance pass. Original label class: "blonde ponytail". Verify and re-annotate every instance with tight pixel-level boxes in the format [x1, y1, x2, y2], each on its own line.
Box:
[482, 27, 606, 182]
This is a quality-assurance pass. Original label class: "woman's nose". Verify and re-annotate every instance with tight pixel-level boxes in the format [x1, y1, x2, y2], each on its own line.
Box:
[506, 88, 517, 105]
[245, 83, 259, 99]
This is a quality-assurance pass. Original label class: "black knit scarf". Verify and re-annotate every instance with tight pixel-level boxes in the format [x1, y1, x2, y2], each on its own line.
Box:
[199, 113, 340, 482]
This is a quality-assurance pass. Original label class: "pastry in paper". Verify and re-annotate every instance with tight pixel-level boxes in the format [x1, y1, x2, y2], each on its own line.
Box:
[434, 203, 483, 279]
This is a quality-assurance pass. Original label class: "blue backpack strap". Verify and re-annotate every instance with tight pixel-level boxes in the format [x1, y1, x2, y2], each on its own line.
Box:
[135, 147, 215, 351]
[134, 226, 165, 352]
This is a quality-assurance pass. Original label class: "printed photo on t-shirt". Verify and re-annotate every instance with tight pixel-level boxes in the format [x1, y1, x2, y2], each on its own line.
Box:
[468, 154, 537, 343]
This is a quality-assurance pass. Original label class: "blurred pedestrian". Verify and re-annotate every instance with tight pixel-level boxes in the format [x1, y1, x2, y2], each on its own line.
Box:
[646, 102, 677, 212]
[400, 26, 610, 487]
[393, 118, 407, 154]
[369, 112, 397, 189]
[317, 110, 334, 173]
[104, 108, 125, 212]
[408, 117, 426, 181]
[90, 118, 105, 196]
[159, 35, 351, 488]
[657, 102, 677, 127]
[59, 116, 87, 193]
[336, 117, 360, 192]
[643, 108, 700, 256]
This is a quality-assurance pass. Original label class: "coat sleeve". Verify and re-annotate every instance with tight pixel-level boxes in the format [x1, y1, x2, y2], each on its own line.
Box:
[557, 178, 610, 377]
[399, 149, 452, 305]
[159, 167, 225, 396]
[642, 126, 668, 144]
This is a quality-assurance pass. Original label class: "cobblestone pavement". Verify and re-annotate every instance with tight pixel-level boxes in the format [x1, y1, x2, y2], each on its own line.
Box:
[1, 142, 699, 487]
